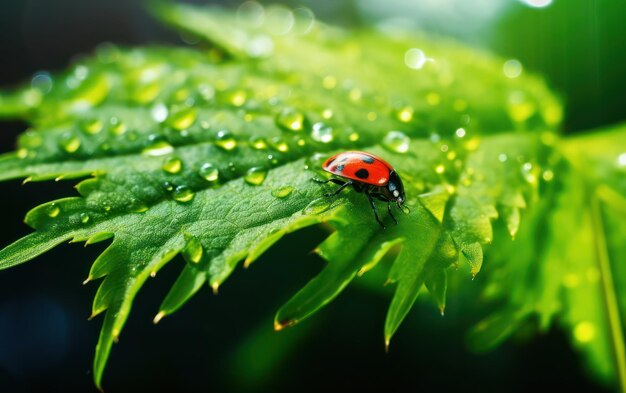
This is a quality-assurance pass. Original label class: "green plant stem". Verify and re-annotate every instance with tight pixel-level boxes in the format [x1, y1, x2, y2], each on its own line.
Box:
[590, 192, 626, 393]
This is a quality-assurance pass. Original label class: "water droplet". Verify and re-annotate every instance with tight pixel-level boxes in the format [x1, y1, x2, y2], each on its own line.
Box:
[441, 144, 449, 153]
[31, 71, 53, 94]
[455, 128, 466, 138]
[250, 137, 267, 149]
[498, 153, 508, 162]
[303, 198, 329, 215]
[162, 156, 183, 174]
[228, 90, 247, 107]
[446, 151, 457, 160]
[246, 34, 274, 58]
[397, 106, 414, 123]
[271, 137, 289, 152]
[110, 120, 127, 136]
[60, 134, 81, 153]
[272, 185, 293, 199]
[173, 185, 195, 202]
[296, 138, 306, 146]
[267, 154, 279, 165]
[151, 103, 168, 123]
[383, 130, 410, 153]
[292, 6, 315, 34]
[80, 213, 90, 224]
[321, 108, 333, 119]
[83, 119, 103, 134]
[17, 148, 29, 159]
[435, 164, 445, 174]
[183, 236, 203, 264]
[198, 84, 216, 101]
[198, 163, 219, 182]
[47, 203, 60, 217]
[276, 108, 304, 131]
[618, 153, 626, 167]
[265, 6, 294, 35]
[503, 59, 523, 79]
[542, 170, 554, 182]
[20, 130, 43, 148]
[163, 181, 174, 192]
[348, 132, 360, 142]
[311, 122, 333, 143]
[404, 48, 431, 69]
[167, 107, 197, 131]
[142, 136, 174, 157]
[464, 138, 480, 151]
[244, 167, 267, 186]
[215, 130, 237, 151]
[323, 75, 337, 90]
[237, 1, 265, 27]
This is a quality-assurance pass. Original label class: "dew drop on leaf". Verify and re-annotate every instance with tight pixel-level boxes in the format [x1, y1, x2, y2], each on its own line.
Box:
[198, 163, 219, 182]
[270, 137, 289, 152]
[167, 107, 197, 131]
[172, 185, 195, 202]
[47, 203, 61, 218]
[215, 130, 238, 151]
[142, 139, 174, 157]
[228, 90, 247, 107]
[60, 134, 81, 153]
[82, 119, 103, 135]
[382, 130, 410, 153]
[162, 156, 183, 174]
[244, 167, 267, 186]
[276, 107, 304, 131]
[80, 213, 90, 224]
[311, 122, 333, 143]
[272, 186, 294, 198]
[183, 236, 204, 264]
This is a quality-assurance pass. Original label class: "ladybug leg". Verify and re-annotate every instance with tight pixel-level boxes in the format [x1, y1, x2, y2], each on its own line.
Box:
[324, 180, 352, 197]
[387, 201, 398, 225]
[312, 177, 345, 186]
[365, 191, 386, 229]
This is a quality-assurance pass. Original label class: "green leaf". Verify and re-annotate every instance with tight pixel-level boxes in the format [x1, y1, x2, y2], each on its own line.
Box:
[0, 2, 559, 388]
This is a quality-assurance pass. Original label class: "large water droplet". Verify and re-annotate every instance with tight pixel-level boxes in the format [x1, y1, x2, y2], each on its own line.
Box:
[109, 120, 127, 136]
[60, 134, 81, 153]
[272, 186, 293, 198]
[503, 59, 523, 79]
[311, 122, 333, 143]
[162, 156, 183, 174]
[404, 48, 430, 69]
[82, 119, 103, 135]
[198, 163, 219, 182]
[244, 167, 267, 186]
[215, 130, 237, 151]
[31, 71, 53, 94]
[383, 131, 410, 153]
[80, 213, 90, 224]
[167, 107, 197, 131]
[276, 108, 304, 131]
[142, 136, 174, 156]
[173, 185, 195, 202]
[183, 236, 204, 264]
[47, 203, 60, 217]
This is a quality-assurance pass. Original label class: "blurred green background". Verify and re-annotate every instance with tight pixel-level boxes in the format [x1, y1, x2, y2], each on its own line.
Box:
[0, 0, 624, 391]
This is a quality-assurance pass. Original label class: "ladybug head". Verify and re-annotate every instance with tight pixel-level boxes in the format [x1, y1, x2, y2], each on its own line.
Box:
[386, 171, 406, 208]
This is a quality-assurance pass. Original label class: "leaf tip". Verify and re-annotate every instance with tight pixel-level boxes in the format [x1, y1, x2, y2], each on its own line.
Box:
[274, 318, 295, 331]
[21, 176, 32, 185]
[153, 311, 166, 324]
[384, 338, 390, 352]
[82, 275, 93, 285]
[439, 307, 445, 316]
[211, 282, 219, 295]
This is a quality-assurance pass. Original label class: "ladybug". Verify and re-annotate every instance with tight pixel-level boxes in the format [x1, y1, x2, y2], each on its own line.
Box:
[316, 151, 406, 228]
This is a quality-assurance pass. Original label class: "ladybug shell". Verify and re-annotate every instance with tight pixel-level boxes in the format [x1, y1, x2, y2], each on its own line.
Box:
[322, 151, 393, 186]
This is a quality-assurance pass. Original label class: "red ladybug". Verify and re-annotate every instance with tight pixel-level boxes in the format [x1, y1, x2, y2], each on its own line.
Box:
[317, 151, 406, 228]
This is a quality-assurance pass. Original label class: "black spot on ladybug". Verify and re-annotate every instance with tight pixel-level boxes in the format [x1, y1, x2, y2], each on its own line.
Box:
[336, 164, 345, 172]
[327, 158, 335, 165]
[361, 156, 375, 164]
[355, 168, 369, 179]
